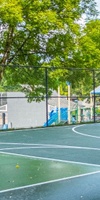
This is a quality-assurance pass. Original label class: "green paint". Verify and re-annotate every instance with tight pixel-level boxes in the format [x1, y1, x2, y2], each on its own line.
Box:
[0, 154, 100, 191]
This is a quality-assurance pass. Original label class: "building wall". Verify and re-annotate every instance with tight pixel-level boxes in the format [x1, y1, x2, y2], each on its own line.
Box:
[7, 92, 46, 129]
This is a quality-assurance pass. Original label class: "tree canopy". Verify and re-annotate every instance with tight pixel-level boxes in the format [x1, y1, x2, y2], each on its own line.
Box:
[0, 0, 99, 100]
[69, 19, 100, 96]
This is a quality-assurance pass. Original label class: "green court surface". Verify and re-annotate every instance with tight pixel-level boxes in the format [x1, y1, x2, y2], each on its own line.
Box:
[0, 153, 100, 191]
[1, 124, 100, 200]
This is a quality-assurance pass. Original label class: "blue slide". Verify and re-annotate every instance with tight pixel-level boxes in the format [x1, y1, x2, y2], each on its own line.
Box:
[43, 108, 68, 127]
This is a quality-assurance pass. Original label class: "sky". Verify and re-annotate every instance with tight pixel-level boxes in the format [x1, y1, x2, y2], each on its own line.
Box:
[79, 0, 100, 25]
[95, 0, 100, 12]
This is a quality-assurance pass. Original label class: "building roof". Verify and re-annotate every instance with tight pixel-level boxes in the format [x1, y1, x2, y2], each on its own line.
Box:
[48, 91, 76, 109]
[90, 86, 100, 95]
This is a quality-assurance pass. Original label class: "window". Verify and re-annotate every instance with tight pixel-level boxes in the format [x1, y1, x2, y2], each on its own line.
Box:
[0, 93, 7, 106]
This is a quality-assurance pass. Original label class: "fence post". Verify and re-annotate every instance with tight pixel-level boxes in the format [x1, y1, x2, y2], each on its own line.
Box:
[93, 70, 96, 123]
[58, 85, 61, 123]
[67, 82, 71, 124]
[45, 68, 48, 127]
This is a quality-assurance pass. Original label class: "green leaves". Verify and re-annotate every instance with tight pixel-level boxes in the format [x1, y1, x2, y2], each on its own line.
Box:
[0, 0, 23, 25]
[76, 19, 100, 69]
[0, 0, 99, 100]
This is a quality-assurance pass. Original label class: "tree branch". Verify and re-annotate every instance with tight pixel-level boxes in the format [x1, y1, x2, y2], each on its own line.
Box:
[0, 26, 14, 65]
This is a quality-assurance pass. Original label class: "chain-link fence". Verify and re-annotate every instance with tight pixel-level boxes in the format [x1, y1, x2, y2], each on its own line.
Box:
[0, 66, 99, 129]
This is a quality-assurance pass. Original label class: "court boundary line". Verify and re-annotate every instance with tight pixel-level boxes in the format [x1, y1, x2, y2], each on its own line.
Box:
[1, 143, 100, 151]
[72, 124, 100, 139]
[0, 150, 100, 167]
[0, 170, 100, 194]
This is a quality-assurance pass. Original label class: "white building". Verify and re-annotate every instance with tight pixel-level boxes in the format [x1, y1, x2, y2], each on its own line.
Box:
[1, 92, 46, 129]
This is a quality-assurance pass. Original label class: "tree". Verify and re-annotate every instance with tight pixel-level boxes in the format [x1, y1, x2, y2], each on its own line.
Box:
[69, 19, 100, 96]
[0, 0, 98, 100]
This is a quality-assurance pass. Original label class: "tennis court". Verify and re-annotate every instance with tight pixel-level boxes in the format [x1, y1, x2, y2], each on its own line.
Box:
[0, 123, 100, 200]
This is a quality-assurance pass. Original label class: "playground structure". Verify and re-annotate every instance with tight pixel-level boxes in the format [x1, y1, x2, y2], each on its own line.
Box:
[90, 85, 100, 121]
[43, 102, 95, 127]
[43, 104, 92, 127]
[43, 85, 100, 126]
[0, 85, 100, 129]
[43, 108, 68, 127]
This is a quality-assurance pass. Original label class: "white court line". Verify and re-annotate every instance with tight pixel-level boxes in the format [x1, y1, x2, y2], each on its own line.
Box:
[72, 125, 100, 139]
[0, 142, 48, 145]
[0, 170, 100, 194]
[1, 144, 100, 151]
[0, 146, 55, 150]
[0, 139, 100, 194]
[0, 151, 100, 167]
[1, 125, 100, 194]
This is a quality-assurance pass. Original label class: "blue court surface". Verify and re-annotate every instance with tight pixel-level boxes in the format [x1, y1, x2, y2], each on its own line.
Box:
[0, 123, 100, 200]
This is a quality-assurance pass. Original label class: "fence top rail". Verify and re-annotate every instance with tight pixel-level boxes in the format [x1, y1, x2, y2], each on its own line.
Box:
[0, 65, 100, 71]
